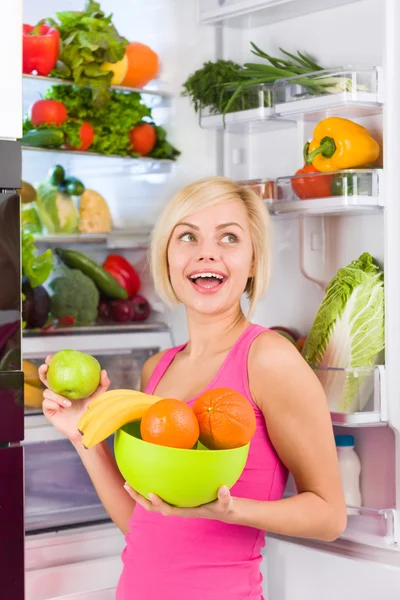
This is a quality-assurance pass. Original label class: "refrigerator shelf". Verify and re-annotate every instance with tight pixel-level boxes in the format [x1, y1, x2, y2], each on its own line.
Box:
[274, 67, 383, 120]
[23, 320, 170, 339]
[342, 506, 399, 547]
[198, 0, 363, 28]
[23, 73, 172, 102]
[21, 146, 175, 174]
[199, 83, 293, 133]
[237, 170, 384, 217]
[313, 365, 387, 427]
[33, 227, 153, 249]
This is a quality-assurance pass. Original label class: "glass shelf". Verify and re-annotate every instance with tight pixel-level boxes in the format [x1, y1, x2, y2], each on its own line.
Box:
[274, 67, 383, 121]
[21, 145, 175, 174]
[23, 320, 169, 338]
[342, 506, 398, 546]
[198, 0, 363, 28]
[22, 73, 172, 108]
[236, 178, 275, 200]
[270, 169, 383, 216]
[33, 227, 153, 249]
[312, 365, 387, 427]
[283, 490, 397, 546]
[199, 83, 292, 133]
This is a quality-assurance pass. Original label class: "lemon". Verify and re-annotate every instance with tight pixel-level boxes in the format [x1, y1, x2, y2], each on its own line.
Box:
[101, 54, 128, 86]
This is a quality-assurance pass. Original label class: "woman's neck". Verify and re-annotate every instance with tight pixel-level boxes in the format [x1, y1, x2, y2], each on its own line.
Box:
[184, 306, 249, 358]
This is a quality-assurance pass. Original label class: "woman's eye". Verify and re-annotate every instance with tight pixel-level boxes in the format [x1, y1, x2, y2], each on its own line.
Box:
[179, 232, 196, 242]
[221, 233, 238, 243]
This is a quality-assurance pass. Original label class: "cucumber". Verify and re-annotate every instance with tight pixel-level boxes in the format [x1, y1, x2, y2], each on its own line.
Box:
[20, 129, 64, 148]
[55, 248, 128, 300]
[64, 176, 85, 196]
[48, 165, 66, 187]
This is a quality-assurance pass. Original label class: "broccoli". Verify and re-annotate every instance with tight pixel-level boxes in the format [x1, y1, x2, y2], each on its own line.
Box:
[49, 268, 99, 327]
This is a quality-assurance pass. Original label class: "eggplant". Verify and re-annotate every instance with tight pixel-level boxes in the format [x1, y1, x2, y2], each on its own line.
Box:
[22, 278, 50, 329]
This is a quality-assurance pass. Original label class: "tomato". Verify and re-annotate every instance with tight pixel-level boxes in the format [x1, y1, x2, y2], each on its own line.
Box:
[129, 123, 156, 156]
[30, 100, 68, 127]
[291, 164, 333, 200]
[65, 122, 95, 152]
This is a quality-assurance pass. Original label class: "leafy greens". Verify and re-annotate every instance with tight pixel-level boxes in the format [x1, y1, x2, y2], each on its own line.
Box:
[302, 252, 385, 414]
[50, 0, 128, 107]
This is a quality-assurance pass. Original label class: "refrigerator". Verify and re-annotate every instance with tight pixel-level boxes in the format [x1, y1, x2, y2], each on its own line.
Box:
[7, 0, 400, 598]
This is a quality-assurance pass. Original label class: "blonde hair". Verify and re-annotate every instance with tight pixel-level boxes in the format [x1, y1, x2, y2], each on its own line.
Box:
[150, 176, 272, 318]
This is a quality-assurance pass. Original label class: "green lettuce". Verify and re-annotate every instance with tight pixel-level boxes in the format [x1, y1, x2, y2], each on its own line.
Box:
[36, 180, 79, 234]
[302, 252, 384, 413]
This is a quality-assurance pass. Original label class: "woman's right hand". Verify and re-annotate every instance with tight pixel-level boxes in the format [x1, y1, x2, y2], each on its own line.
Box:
[38, 355, 110, 445]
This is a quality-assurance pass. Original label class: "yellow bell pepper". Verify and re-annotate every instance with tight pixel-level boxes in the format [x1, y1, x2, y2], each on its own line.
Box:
[304, 117, 380, 173]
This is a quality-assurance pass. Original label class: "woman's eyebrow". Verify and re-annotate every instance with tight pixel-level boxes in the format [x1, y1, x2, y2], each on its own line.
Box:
[175, 222, 199, 230]
[216, 222, 244, 231]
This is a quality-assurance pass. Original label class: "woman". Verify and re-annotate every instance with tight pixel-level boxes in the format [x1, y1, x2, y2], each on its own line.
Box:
[39, 177, 346, 600]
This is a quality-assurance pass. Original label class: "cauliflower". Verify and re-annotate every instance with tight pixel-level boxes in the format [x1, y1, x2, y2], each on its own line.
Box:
[49, 268, 99, 326]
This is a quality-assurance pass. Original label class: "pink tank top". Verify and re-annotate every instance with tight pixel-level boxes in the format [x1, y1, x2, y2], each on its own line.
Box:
[116, 324, 288, 600]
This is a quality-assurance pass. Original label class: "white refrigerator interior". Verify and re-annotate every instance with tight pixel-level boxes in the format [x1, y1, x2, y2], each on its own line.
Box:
[20, 0, 400, 599]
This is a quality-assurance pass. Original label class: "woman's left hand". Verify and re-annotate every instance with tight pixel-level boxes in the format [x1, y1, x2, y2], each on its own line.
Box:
[124, 483, 236, 522]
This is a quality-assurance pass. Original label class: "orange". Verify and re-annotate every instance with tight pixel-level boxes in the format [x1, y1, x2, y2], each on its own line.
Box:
[140, 398, 199, 449]
[121, 42, 159, 88]
[192, 388, 256, 450]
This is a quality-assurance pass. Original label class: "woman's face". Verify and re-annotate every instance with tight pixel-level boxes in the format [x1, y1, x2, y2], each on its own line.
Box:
[167, 199, 254, 316]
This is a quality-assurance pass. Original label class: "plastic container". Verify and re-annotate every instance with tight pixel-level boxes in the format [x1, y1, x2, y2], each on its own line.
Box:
[114, 420, 249, 507]
[335, 434, 362, 516]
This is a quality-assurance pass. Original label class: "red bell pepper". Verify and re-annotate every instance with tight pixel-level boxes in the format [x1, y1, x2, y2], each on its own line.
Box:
[103, 255, 141, 299]
[23, 23, 60, 76]
[291, 164, 333, 200]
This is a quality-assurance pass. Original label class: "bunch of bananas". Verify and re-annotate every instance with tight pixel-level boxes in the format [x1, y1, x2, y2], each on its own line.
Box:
[77, 389, 161, 448]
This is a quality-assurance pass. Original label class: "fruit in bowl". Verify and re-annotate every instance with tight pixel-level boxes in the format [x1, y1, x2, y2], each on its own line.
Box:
[114, 421, 250, 508]
[77, 386, 257, 507]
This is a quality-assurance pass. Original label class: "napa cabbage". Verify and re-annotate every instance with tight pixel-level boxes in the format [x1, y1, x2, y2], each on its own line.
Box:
[302, 252, 384, 413]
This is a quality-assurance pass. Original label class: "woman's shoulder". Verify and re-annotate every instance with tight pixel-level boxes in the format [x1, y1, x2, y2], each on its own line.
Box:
[249, 328, 309, 385]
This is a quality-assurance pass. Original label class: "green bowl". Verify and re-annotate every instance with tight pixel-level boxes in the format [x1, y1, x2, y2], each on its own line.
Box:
[114, 421, 249, 508]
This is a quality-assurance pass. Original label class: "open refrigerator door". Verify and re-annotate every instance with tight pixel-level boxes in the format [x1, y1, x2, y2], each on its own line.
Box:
[193, 0, 400, 598]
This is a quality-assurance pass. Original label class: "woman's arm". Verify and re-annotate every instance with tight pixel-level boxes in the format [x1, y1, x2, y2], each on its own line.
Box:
[236, 330, 347, 542]
[75, 351, 167, 534]
[126, 333, 347, 543]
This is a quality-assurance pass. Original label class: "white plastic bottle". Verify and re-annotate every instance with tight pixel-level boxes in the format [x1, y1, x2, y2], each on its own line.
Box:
[335, 435, 362, 516]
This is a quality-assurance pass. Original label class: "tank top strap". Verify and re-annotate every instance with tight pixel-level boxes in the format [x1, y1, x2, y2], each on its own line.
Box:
[214, 323, 268, 401]
[145, 344, 187, 395]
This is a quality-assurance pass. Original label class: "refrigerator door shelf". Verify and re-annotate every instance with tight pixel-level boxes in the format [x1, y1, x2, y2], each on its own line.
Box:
[271, 169, 383, 217]
[198, 0, 362, 28]
[199, 83, 294, 133]
[313, 365, 387, 427]
[283, 492, 399, 547]
[274, 66, 383, 120]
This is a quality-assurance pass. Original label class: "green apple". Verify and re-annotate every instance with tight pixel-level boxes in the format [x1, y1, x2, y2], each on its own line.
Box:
[47, 350, 101, 400]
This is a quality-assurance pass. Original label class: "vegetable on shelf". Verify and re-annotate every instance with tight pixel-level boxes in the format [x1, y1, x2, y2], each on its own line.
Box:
[21, 228, 53, 288]
[302, 252, 384, 413]
[304, 117, 381, 173]
[30, 99, 67, 127]
[22, 277, 51, 329]
[64, 121, 95, 152]
[79, 189, 112, 234]
[36, 179, 79, 234]
[130, 294, 151, 322]
[101, 54, 128, 86]
[291, 164, 333, 200]
[23, 23, 60, 77]
[49, 267, 100, 327]
[97, 294, 151, 324]
[129, 123, 157, 156]
[55, 248, 128, 300]
[50, 0, 128, 107]
[20, 128, 64, 149]
[103, 254, 141, 298]
[22, 84, 181, 160]
[122, 41, 159, 88]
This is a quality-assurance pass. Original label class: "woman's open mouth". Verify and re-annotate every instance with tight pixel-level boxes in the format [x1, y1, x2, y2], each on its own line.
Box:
[188, 270, 227, 294]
